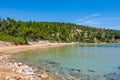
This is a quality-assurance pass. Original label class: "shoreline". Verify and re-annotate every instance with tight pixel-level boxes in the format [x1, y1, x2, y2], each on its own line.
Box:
[0, 41, 75, 54]
[0, 41, 75, 80]
[0, 41, 120, 79]
[0, 40, 119, 55]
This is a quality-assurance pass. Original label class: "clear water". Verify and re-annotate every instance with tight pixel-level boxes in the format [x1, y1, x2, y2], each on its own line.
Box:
[11, 44, 120, 79]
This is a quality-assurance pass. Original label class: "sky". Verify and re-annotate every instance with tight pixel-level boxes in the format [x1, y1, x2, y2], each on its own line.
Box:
[0, 0, 120, 30]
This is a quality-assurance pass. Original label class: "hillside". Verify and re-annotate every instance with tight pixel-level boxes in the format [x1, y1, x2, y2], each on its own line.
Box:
[0, 17, 120, 44]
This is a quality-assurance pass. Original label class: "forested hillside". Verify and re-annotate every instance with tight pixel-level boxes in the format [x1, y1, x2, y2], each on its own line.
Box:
[0, 17, 120, 44]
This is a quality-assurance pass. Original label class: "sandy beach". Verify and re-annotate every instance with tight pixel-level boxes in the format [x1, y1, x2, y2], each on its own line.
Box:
[0, 41, 75, 80]
[0, 41, 75, 54]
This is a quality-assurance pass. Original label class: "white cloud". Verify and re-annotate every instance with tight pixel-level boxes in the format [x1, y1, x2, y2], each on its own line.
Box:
[75, 18, 120, 30]
[76, 20, 99, 26]
[96, 17, 120, 20]
[74, 14, 120, 30]
[110, 26, 120, 30]
[75, 19, 84, 22]
[91, 13, 100, 17]
[75, 16, 120, 26]
[75, 13, 100, 22]
[75, 16, 89, 22]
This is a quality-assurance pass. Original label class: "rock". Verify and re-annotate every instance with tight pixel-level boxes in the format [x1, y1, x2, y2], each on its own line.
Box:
[70, 70, 79, 75]
[0, 55, 10, 61]
[88, 69, 95, 72]
[14, 62, 18, 67]
[16, 66, 23, 73]
[51, 64, 59, 67]
[71, 68, 81, 72]
[0, 55, 43, 80]
[48, 61, 60, 65]
[33, 68, 40, 73]
[66, 77, 75, 80]
[70, 69, 81, 79]
[41, 74, 49, 80]
[56, 76, 66, 80]
[58, 70, 65, 75]
[118, 66, 120, 70]
[18, 63, 22, 66]
[6, 76, 10, 80]
[0, 56, 3, 60]
[103, 72, 119, 80]
[55, 72, 59, 75]
[14, 76, 22, 80]
[45, 70, 50, 72]
[22, 65, 34, 75]
[36, 74, 41, 77]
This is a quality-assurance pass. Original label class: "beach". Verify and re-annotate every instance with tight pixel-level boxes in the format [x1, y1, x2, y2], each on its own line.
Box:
[0, 41, 75, 54]
[0, 41, 75, 80]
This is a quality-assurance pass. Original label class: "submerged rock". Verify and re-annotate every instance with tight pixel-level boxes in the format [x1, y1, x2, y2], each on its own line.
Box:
[70, 68, 81, 78]
[45, 70, 50, 73]
[70, 70, 80, 75]
[48, 61, 60, 65]
[88, 69, 95, 72]
[71, 68, 81, 72]
[118, 66, 120, 70]
[103, 72, 120, 80]
[51, 64, 60, 67]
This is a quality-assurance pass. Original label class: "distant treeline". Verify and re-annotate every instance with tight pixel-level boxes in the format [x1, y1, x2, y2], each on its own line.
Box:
[0, 17, 120, 44]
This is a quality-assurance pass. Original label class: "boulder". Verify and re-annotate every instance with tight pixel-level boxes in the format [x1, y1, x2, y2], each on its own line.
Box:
[18, 63, 22, 66]
[40, 74, 49, 80]
[22, 65, 34, 75]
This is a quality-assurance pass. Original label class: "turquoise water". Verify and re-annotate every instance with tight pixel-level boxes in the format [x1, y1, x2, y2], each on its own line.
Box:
[11, 44, 120, 80]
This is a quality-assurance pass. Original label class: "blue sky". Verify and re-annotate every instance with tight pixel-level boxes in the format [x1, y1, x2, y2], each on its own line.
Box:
[0, 0, 120, 30]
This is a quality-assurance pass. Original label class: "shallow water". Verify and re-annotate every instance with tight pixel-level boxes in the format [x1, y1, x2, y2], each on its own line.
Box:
[11, 44, 120, 80]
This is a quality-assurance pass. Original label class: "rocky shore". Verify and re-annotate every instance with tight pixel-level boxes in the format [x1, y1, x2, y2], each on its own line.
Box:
[0, 54, 49, 80]
[0, 41, 76, 80]
[0, 42, 119, 80]
[0, 54, 83, 80]
[0, 52, 84, 80]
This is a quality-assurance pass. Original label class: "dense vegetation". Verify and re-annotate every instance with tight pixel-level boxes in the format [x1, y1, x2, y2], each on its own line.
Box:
[0, 17, 120, 44]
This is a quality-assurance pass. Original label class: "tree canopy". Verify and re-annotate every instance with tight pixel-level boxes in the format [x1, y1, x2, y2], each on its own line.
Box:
[0, 17, 120, 44]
